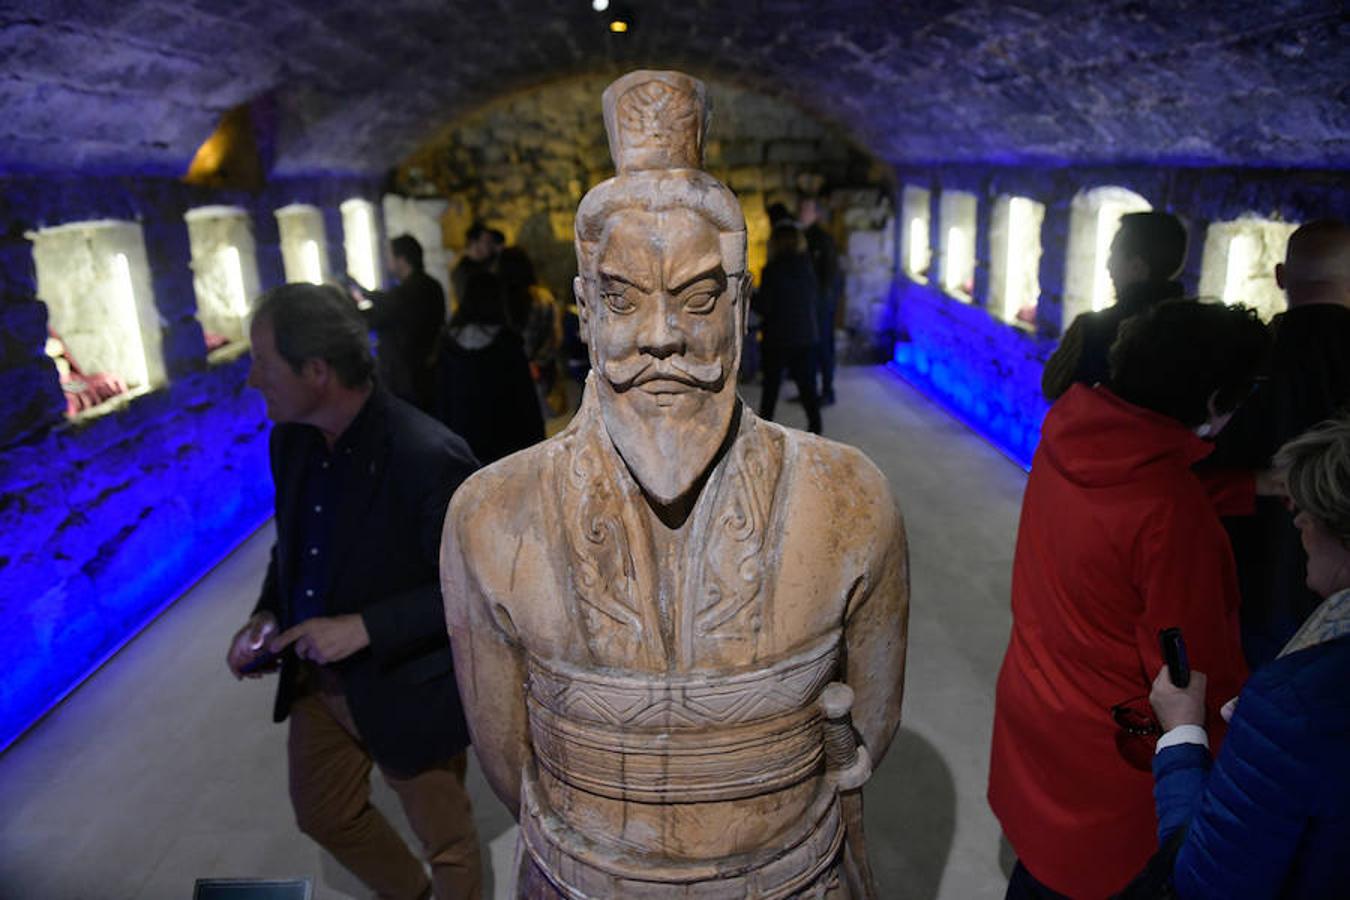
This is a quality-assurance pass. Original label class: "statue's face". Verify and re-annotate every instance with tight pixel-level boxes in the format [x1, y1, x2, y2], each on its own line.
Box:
[577, 206, 747, 506]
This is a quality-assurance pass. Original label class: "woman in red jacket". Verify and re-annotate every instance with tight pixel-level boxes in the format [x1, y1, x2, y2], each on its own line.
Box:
[989, 300, 1270, 899]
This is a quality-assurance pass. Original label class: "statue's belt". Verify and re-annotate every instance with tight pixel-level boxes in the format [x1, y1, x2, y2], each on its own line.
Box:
[520, 759, 844, 899]
[519, 635, 854, 896]
[523, 633, 842, 803]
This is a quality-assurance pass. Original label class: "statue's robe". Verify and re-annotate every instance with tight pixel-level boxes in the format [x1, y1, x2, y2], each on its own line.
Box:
[442, 382, 908, 898]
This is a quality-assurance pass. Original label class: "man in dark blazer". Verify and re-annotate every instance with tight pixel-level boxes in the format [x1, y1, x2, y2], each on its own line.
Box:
[226, 283, 482, 900]
[352, 234, 447, 413]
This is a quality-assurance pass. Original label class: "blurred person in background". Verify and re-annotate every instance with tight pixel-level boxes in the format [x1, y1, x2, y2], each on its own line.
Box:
[435, 271, 545, 464]
[754, 221, 822, 434]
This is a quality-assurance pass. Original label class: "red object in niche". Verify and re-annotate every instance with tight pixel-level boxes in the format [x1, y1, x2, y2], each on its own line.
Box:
[46, 328, 129, 416]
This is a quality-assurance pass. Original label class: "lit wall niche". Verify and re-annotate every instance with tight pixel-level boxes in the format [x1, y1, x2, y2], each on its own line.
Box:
[184, 206, 262, 349]
[939, 190, 978, 302]
[1198, 216, 1298, 321]
[1063, 186, 1152, 326]
[340, 198, 382, 291]
[901, 186, 932, 284]
[989, 195, 1046, 328]
[275, 204, 329, 285]
[29, 220, 166, 408]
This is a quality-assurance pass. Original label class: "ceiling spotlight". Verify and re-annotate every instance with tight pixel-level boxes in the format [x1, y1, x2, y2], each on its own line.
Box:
[609, 18, 628, 32]
[592, 0, 609, 10]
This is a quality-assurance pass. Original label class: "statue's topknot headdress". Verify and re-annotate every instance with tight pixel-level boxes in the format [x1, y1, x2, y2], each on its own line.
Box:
[576, 70, 746, 276]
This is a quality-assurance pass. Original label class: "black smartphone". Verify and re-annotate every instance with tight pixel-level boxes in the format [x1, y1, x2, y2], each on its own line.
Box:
[1159, 627, 1190, 688]
[240, 650, 280, 675]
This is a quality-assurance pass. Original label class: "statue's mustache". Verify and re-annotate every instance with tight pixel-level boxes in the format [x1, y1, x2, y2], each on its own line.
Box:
[602, 355, 725, 391]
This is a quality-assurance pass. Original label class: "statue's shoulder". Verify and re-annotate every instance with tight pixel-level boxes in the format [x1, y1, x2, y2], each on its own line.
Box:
[752, 417, 902, 540]
[447, 436, 562, 535]
[756, 418, 892, 500]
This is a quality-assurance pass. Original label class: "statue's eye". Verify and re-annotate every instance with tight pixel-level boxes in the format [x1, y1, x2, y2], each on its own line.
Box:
[602, 290, 636, 314]
[684, 289, 719, 314]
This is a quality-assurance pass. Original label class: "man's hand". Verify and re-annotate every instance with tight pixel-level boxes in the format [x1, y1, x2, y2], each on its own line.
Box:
[1149, 666, 1208, 733]
[268, 614, 370, 665]
[227, 612, 279, 679]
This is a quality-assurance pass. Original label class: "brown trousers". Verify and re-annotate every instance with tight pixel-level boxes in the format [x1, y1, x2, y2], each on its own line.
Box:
[287, 674, 483, 900]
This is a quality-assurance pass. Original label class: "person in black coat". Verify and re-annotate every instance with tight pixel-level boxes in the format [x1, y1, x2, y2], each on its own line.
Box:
[436, 271, 546, 465]
[227, 283, 483, 899]
[1203, 219, 1350, 666]
[352, 234, 446, 413]
[800, 197, 842, 405]
[1042, 211, 1189, 400]
[755, 222, 822, 433]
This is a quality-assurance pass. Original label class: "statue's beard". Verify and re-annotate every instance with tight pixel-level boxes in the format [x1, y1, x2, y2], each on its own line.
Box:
[597, 354, 738, 508]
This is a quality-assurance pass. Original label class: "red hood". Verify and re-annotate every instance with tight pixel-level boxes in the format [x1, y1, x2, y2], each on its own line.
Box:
[1039, 384, 1214, 488]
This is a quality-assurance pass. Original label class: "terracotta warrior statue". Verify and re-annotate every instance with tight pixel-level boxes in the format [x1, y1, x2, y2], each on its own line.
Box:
[441, 70, 909, 898]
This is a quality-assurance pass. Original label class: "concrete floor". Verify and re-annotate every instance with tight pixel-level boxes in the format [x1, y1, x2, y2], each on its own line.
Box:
[0, 365, 1027, 899]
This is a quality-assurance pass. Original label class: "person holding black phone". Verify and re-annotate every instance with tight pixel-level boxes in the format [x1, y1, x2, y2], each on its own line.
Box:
[1144, 417, 1350, 898]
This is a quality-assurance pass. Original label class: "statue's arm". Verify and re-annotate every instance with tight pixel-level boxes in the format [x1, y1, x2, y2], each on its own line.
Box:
[442, 490, 531, 819]
[842, 488, 910, 768]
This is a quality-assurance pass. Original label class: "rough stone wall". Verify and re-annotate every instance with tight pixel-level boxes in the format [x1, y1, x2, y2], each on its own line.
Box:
[889, 163, 1349, 467]
[4, 2, 1343, 175]
[397, 76, 889, 304]
[0, 171, 377, 748]
[0, 355, 270, 749]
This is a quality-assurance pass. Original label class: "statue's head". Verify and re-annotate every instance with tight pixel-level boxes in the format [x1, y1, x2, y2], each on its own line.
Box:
[574, 71, 750, 507]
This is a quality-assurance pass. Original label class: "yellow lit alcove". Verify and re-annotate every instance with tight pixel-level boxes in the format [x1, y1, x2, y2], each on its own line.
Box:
[184, 206, 262, 352]
[1198, 216, 1299, 322]
[902, 186, 932, 284]
[989, 195, 1045, 328]
[29, 220, 166, 415]
[939, 190, 978, 302]
[340, 199, 382, 292]
[275, 205, 329, 285]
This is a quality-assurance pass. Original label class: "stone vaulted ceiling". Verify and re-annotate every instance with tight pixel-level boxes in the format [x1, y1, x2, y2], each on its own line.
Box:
[1, 0, 1346, 177]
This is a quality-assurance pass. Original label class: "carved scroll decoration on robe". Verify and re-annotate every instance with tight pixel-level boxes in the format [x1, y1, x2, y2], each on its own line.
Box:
[552, 394, 786, 671]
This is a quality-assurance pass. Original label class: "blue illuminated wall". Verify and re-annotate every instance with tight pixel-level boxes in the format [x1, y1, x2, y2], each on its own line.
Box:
[0, 171, 379, 752]
[890, 282, 1051, 469]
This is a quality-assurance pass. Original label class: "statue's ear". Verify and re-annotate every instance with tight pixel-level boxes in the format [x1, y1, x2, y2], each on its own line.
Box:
[735, 272, 752, 334]
[574, 275, 591, 342]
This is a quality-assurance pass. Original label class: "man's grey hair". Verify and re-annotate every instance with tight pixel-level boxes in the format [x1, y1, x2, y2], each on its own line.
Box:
[251, 283, 374, 389]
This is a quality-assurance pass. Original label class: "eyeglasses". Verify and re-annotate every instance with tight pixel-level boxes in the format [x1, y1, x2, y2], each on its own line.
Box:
[1110, 695, 1161, 737]
[1111, 695, 1161, 771]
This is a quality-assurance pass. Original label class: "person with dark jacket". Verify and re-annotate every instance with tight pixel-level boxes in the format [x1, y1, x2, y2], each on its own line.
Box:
[353, 234, 445, 413]
[754, 222, 822, 433]
[991, 300, 1268, 899]
[1148, 415, 1350, 899]
[1203, 220, 1350, 666]
[1042, 211, 1188, 400]
[436, 271, 545, 464]
[227, 284, 483, 900]
[800, 197, 842, 405]
[450, 222, 496, 308]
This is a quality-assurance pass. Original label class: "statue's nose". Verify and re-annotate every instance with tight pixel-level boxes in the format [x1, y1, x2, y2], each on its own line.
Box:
[639, 296, 685, 359]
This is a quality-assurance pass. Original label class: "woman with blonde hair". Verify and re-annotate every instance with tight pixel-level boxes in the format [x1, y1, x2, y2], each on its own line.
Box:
[1148, 415, 1350, 898]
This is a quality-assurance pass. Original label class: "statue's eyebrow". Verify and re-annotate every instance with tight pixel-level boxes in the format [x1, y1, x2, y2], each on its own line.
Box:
[598, 269, 653, 294]
[668, 261, 726, 295]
